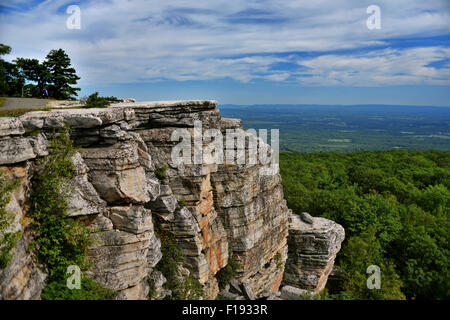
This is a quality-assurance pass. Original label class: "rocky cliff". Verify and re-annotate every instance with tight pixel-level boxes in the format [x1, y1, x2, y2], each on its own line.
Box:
[0, 100, 344, 300]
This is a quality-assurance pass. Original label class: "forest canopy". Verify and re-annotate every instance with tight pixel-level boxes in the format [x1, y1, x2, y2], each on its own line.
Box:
[279, 150, 449, 300]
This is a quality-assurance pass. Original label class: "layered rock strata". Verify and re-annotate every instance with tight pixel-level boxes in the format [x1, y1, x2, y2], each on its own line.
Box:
[283, 212, 345, 292]
[0, 100, 343, 300]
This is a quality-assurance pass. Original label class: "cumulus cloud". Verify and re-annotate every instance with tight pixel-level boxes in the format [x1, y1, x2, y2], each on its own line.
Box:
[0, 0, 449, 86]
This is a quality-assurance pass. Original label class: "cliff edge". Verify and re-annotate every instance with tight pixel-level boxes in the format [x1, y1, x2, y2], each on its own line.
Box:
[0, 100, 344, 300]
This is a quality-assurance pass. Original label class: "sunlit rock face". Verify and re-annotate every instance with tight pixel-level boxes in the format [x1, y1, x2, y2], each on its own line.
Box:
[0, 101, 343, 300]
[283, 212, 345, 293]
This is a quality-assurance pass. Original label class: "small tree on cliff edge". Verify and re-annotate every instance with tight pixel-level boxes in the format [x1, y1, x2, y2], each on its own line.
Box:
[44, 49, 80, 100]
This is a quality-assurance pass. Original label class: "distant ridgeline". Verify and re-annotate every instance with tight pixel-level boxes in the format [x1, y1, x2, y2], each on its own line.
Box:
[0, 100, 345, 300]
[218, 104, 450, 153]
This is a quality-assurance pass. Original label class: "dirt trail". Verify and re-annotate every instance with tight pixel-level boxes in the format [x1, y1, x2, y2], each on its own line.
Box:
[0, 97, 49, 110]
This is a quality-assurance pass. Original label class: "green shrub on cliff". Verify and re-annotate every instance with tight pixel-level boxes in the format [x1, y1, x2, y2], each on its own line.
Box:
[29, 125, 117, 299]
[82, 92, 120, 108]
[153, 217, 205, 300]
[216, 250, 241, 289]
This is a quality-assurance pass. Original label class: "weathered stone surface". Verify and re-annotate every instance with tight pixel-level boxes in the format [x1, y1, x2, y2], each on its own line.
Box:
[19, 107, 134, 130]
[90, 214, 114, 232]
[28, 133, 48, 157]
[229, 278, 243, 295]
[220, 118, 242, 130]
[147, 234, 162, 268]
[88, 230, 154, 291]
[218, 290, 239, 299]
[109, 205, 153, 234]
[300, 212, 314, 224]
[119, 280, 150, 300]
[279, 285, 308, 300]
[0, 234, 47, 300]
[0, 137, 35, 165]
[241, 282, 256, 300]
[283, 213, 345, 292]
[211, 131, 289, 295]
[148, 270, 171, 300]
[0, 118, 25, 137]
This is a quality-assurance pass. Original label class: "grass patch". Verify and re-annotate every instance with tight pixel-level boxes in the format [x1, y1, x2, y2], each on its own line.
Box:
[41, 276, 117, 300]
[0, 107, 51, 117]
[0, 97, 5, 108]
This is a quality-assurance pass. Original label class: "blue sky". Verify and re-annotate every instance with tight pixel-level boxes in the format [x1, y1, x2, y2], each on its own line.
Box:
[1, 0, 449, 106]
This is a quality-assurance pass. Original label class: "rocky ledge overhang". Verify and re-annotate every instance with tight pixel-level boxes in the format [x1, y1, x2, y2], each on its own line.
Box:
[0, 100, 344, 300]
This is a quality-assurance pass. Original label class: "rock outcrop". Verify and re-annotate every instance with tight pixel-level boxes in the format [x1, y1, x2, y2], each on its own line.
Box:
[283, 212, 345, 293]
[0, 100, 344, 300]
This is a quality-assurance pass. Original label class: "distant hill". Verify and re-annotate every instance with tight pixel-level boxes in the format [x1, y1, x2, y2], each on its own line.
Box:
[218, 104, 450, 152]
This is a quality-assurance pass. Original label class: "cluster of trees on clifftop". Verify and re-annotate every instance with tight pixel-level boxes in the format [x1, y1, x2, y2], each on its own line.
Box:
[280, 150, 449, 300]
[0, 44, 80, 100]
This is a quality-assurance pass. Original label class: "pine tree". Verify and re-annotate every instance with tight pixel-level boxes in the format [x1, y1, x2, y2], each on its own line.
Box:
[44, 49, 80, 100]
[0, 43, 20, 96]
[15, 58, 49, 97]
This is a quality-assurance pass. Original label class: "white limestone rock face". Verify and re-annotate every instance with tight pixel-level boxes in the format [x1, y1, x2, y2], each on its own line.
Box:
[0, 137, 35, 165]
[0, 100, 345, 300]
[81, 142, 151, 204]
[210, 118, 290, 295]
[279, 285, 308, 300]
[283, 212, 345, 292]
[0, 118, 25, 137]
[0, 164, 47, 300]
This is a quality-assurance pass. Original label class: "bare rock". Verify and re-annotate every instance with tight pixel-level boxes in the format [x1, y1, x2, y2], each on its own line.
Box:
[241, 282, 256, 300]
[280, 285, 308, 300]
[300, 212, 314, 224]
[0, 137, 35, 165]
[109, 205, 153, 234]
[283, 213, 345, 292]
[229, 278, 243, 295]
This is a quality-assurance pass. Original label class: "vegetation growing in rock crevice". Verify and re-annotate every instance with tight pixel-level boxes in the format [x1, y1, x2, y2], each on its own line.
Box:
[29, 125, 116, 300]
[275, 252, 283, 271]
[0, 172, 21, 269]
[155, 166, 168, 181]
[152, 216, 204, 300]
[216, 250, 241, 289]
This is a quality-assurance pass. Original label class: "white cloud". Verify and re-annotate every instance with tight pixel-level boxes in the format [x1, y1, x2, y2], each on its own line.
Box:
[296, 47, 450, 86]
[0, 0, 449, 86]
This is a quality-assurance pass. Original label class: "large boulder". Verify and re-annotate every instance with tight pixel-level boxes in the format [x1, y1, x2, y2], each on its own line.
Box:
[283, 212, 345, 292]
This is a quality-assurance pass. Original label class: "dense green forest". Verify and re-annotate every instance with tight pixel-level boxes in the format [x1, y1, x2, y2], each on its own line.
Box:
[279, 150, 449, 300]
